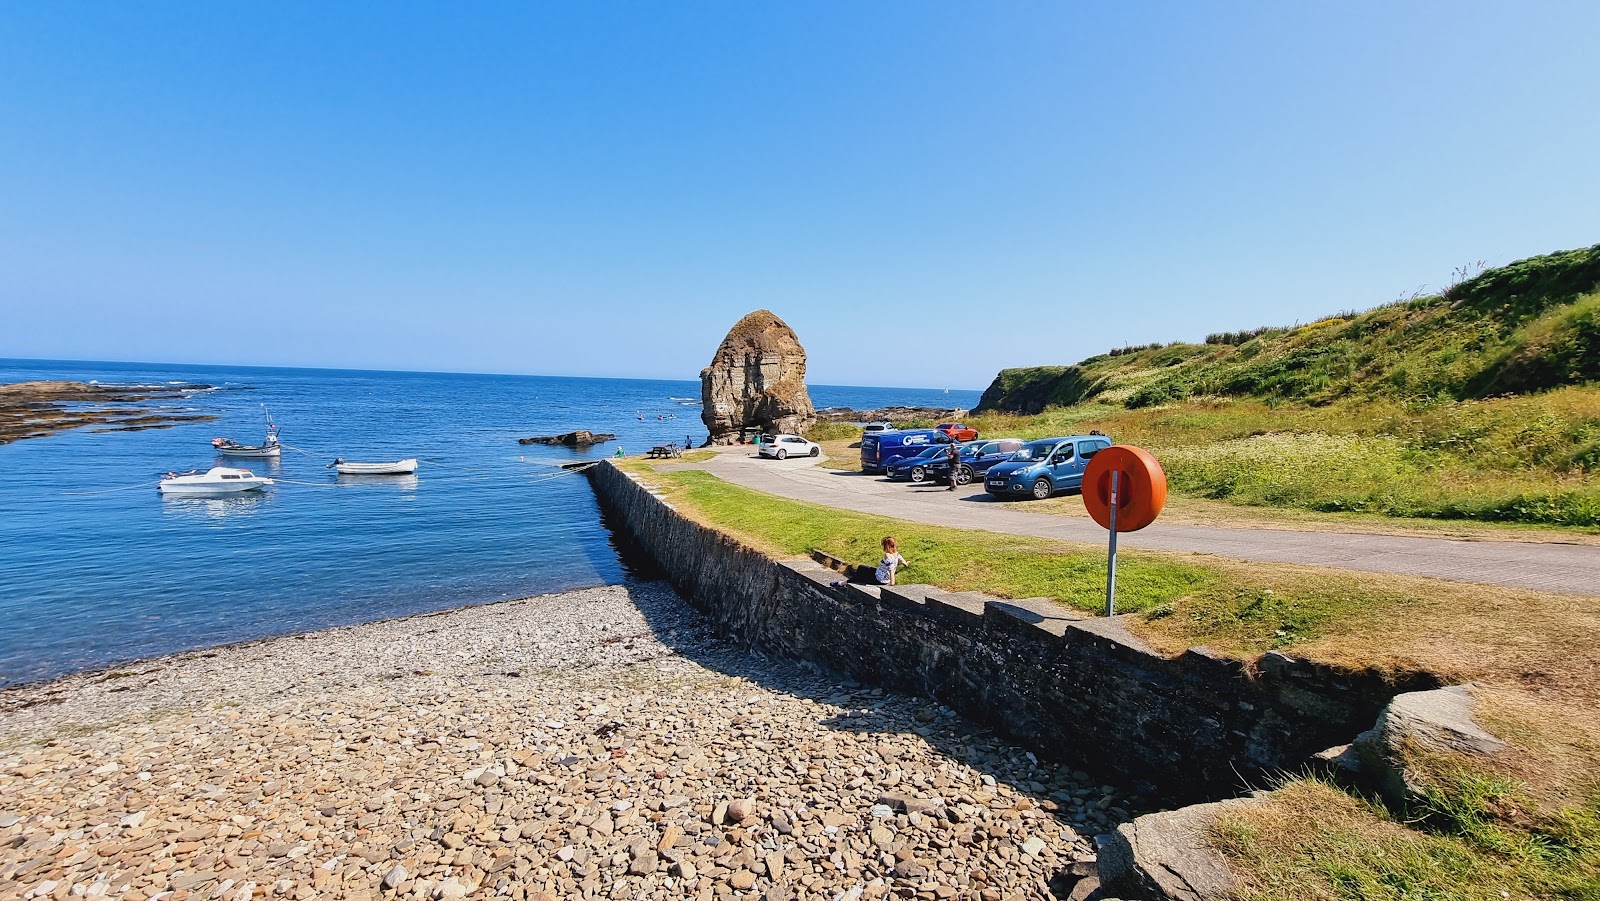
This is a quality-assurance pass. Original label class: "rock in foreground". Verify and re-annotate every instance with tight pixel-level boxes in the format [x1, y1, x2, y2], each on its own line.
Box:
[701, 310, 816, 444]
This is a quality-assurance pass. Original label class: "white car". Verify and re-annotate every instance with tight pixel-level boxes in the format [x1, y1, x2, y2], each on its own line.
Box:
[758, 434, 821, 460]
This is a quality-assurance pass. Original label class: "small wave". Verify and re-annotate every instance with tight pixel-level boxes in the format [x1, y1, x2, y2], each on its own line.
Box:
[668, 397, 697, 402]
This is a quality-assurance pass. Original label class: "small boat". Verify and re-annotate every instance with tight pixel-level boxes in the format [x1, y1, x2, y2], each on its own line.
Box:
[328, 458, 418, 475]
[213, 407, 281, 458]
[160, 466, 274, 495]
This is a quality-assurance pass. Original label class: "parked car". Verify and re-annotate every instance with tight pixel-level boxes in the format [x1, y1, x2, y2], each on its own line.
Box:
[938, 438, 1025, 484]
[859, 428, 955, 474]
[983, 435, 1112, 499]
[885, 443, 963, 482]
[937, 422, 979, 441]
[861, 422, 894, 434]
[758, 434, 821, 460]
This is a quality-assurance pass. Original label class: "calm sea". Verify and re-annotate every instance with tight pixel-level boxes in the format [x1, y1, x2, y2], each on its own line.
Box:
[0, 359, 981, 686]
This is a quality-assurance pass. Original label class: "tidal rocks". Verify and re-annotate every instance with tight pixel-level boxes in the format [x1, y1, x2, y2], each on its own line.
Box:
[0, 380, 216, 445]
[518, 430, 616, 447]
[700, 310, 816, 443]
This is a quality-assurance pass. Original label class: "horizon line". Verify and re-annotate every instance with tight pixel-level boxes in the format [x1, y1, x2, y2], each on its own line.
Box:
[0, 356, 987, 395]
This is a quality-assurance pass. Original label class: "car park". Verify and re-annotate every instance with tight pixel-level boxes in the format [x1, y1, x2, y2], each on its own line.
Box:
[758, 434, 821, 460]
[859, 428, 955, 474]
[936, 422, 979, 441]
[885, 443, 962, 482]
[983, 434, 1112, 499]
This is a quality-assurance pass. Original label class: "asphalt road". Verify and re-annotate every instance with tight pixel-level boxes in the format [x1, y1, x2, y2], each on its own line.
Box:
[684, 450, 1600, 596]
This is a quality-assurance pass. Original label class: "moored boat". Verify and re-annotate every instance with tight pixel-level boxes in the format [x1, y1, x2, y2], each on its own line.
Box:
[212, 407, 281, 457]
[159, 467, 274, 495]
[328, 458, 418, 475]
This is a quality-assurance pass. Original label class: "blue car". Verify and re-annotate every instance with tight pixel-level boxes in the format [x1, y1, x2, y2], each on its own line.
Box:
[983, 435, 1112, 499]
[885, 443, 960, 482]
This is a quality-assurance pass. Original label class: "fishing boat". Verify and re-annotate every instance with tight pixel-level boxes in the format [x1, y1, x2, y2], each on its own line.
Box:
[159, 467, 274, 495]
[328, 458, 418, 475]
[212, 408, 281, 458]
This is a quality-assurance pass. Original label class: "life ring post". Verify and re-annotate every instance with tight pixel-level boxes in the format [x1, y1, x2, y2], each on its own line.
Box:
[1082, 445, 1168, 618]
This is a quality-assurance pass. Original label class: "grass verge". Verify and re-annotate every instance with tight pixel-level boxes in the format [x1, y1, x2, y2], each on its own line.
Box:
[633, 469, 1600, 687]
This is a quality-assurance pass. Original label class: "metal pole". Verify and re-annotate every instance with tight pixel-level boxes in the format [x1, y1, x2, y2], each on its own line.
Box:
[1106, 469, 1119, 617]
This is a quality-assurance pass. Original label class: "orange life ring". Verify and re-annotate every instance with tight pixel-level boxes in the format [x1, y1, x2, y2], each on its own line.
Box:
[1082, 445, 1167, 532]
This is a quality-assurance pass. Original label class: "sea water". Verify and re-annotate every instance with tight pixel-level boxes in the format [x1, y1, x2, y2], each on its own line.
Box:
[0, 359, 981, 686]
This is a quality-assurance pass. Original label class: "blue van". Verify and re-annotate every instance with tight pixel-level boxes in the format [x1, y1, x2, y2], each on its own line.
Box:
[983, 434, 1112, 499]
[860, 428, 954, 474]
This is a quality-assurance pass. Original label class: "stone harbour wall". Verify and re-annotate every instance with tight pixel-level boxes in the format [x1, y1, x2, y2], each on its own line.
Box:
[588, 462, 1437, 805]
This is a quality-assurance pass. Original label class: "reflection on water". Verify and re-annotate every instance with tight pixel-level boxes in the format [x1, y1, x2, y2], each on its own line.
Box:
[160, 490, 272, 521]
[334, 473, 419, 491]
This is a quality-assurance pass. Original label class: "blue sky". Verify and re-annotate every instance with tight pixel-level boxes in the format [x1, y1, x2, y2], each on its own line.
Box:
[2, 3, 1597, 389]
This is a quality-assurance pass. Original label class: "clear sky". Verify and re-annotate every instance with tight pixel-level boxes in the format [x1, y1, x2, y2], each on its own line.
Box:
[2, 2, 1597, 389]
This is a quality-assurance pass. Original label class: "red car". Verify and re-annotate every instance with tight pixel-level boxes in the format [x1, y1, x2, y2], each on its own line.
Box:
[937, 422, 978, 441]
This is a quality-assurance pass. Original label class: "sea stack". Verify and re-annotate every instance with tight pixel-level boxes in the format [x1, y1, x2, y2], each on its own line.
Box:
[700, 310, 816, 444]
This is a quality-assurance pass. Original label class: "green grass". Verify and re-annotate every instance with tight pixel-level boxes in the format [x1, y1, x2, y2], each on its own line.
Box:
[962, 390, 1600, 528]
[654, 469, 1212, 614]
[637, 469, 1600, 688]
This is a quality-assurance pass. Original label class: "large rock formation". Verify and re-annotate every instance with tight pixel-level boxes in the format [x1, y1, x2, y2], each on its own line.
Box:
[700, 310, 816, 443]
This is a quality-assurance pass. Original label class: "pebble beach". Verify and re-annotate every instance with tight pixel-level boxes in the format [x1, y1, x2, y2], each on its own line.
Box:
[0, 582, 1125, 901]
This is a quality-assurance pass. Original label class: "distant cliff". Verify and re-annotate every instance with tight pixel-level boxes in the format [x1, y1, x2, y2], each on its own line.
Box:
[976, 243, 1600, 413]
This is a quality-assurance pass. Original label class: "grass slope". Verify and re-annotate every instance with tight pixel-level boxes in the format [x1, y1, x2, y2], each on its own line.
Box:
[968, 245, 1600, 527]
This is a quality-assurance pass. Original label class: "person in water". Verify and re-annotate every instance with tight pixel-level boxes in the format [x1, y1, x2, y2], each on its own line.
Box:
[875, 536, 908, 585]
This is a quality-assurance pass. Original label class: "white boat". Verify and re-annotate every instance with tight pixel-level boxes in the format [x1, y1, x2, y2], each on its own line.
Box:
[213, 407, 281, 458]
[329, 458, 418, 475]
[159, 467, 274, 495]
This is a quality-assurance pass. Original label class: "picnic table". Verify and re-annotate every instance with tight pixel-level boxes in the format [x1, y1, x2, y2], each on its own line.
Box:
[646, 444, 684, 459]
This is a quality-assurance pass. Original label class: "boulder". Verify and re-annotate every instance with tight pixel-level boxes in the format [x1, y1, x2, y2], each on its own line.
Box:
[1096, 798, 1253, 901]
[701, 310, 815, 443]
[519, 430, 616, 447]
[1351, 684, 1508, 806]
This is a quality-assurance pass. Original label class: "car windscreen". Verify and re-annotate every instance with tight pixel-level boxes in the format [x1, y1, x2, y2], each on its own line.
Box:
[910, 445, 948, 459]
[1014, 440, 1057, 462]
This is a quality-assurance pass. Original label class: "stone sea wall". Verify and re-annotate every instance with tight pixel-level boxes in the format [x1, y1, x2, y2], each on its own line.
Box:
[588, 462, 1436, 805]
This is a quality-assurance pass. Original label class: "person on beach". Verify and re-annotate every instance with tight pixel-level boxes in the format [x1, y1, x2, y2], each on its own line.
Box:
[875, 536, 908, 585]
[945, 441, 961, 491]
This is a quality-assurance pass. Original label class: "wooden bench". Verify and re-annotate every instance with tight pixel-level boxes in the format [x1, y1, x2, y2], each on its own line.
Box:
[646, 444, 684, 459]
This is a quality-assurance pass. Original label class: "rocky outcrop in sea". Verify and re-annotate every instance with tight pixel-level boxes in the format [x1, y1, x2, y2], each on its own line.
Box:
[700, 311, 816, 444]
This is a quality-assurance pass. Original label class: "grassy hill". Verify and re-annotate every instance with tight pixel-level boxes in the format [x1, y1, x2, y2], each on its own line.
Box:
[966, 244, 1600, 527]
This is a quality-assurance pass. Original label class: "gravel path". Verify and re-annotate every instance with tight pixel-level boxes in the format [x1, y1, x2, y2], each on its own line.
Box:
[689, 449, 1600, 596]
[0, 582, 1118, 901]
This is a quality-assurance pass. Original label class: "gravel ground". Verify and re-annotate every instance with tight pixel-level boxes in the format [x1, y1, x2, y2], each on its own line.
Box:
[0, 582, 1126, 901]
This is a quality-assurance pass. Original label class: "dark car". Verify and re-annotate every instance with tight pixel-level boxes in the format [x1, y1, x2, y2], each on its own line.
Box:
[936, 437, 1025, 484]
[983, 435, 1112, 499]
[908, 438, 1026, 485]
[885, 443, 960, 482]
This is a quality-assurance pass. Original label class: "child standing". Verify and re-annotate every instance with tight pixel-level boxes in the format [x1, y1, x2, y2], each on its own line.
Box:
[875, 536, 908, 585]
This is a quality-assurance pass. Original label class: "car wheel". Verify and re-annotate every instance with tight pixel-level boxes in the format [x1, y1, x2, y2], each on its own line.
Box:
[809, 446, 819, 457]
[910, 466, 927, 483]
[776, 449, 787, 460]
[1031, 477, 1052, 500]
[956, 464, 973, 485]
